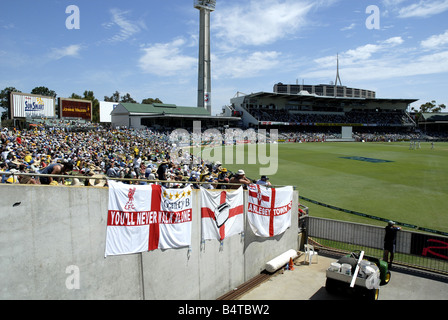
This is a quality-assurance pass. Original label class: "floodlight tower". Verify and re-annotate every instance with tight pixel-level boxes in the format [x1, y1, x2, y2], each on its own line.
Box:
[195, 0, 216, 114]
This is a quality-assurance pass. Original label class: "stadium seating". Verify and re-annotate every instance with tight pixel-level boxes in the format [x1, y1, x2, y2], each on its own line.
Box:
[248, 108, 413, 126]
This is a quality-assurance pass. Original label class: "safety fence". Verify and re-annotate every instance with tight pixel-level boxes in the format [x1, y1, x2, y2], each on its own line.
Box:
[300, 195, 448, 237]
[303, 216, 448, 276]
[0, 171, 293, 189]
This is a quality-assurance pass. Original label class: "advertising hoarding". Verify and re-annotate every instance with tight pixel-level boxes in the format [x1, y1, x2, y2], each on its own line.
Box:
[99, 101, 119, 123]
[10, 92, 55, 119]
[59, 98, 92, 120]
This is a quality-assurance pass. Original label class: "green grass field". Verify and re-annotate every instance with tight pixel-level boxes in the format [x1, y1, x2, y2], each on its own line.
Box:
[203, 141, 448, 233]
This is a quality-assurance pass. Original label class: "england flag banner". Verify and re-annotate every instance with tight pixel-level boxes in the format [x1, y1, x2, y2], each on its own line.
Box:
[158, 185, 193, 250]
[105, 181, 192, 257]
[201, 186, 244, 241]
[247, 184, 293, 237]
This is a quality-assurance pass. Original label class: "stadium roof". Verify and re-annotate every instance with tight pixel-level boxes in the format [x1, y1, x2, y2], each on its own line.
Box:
[112, 102, 240, 121]
[420, 112, 448, 123]
[238, 91, 418, 105]
[114, 103, 211, 116]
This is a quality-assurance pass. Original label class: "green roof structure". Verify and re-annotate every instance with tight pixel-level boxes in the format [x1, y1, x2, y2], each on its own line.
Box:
[420, 113, 448, 122]
[116, 103, 211, 116]
[110, 102, 241, 129]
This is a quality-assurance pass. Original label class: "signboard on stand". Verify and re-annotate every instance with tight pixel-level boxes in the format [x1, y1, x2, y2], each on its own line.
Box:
[10, 92, 55, 119]
[59, 98, 92, 120]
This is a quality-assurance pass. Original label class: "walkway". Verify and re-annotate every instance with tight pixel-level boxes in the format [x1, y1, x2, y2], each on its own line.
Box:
[237, 252, 448, 300]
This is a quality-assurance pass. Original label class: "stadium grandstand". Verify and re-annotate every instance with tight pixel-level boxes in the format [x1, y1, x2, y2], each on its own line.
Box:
[229, 84, 418, 140]
[26, 118, 100, 132]
[274, 82, 376, 99]
[415, 113, 448, 139]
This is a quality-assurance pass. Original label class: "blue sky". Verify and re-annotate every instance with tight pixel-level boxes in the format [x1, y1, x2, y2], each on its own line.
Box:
[1, 0, 448, 116]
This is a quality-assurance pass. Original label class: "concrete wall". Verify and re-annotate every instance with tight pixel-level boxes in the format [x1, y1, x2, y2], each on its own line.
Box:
[0, 184, 298, 300]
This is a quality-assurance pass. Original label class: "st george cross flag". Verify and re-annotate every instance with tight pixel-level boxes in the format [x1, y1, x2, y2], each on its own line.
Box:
[201, 186, 244, 241]
[247, 184, 293, 237]
[105, 181, 192, 257]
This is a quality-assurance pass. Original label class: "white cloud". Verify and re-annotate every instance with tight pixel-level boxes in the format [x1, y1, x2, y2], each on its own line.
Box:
[353, 50, 448, 80]
[382, 0, 407, 6]
[136, 0, 336, 81]
[103, 8, 146, 42]
[213, 0, 314, 48]
[383, 37, 405, 45]
[213, 51, 281, 79]
[302, 36, 448, 83]
[48, 44, 83, 60]
[341, 23, 356, 31]
[421, 30, 448, 49]
[313, 37, 405, 66]
[2, 23, 15, 30]
[139, 38, 197, 76]
[398, 0, 448, 18]
[345, 44, 383, 61]
[346, 37, 403, 60]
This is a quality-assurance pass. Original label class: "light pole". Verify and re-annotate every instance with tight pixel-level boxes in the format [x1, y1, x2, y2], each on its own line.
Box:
[194, 0, 216, 115]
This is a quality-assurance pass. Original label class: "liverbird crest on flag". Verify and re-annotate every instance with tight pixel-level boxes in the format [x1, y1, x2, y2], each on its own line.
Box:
[124, 187, 136, 210]
[105, 181, 192, 257]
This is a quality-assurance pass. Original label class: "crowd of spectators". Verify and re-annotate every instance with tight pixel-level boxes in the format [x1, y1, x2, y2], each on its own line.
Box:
[0, 124, 261, 189]
[1, 121, 446, 188]
[250, 108, 413, 126]
[278, 130, 443, 142]
[352, 132, 424, 142]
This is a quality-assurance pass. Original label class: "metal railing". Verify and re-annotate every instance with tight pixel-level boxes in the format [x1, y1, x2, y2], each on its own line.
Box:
[0, 171, 292, 189]
[304, 216, 448, 276]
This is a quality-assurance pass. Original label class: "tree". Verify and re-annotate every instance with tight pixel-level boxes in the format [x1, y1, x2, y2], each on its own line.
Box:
[120, 93, 136, 104]
[142, 98, 163, 104]
[70, 93, 83, 100]
[31, 86, 57, 98]
[104, 91, 120, 102]
[411, 100, 446, 123]
[0, 87, 21, 120]
[70, 90, 100, 123]
[104, 91, 137, 104]
[82, 90, 100, 123]
[412, 100, 446, 113]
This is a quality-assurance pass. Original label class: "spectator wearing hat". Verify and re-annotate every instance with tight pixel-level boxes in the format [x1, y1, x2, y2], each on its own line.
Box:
[256, 175, 271, 186]
[212, 161, 222, 173]
[217, 168, 229, 189]
[229, 169, 251, 189]
[106, 161, 119, 178]
[17, 164, 38, 184]
[383, 221, 401, 268]
[146, 168, 157, 181]
[132, 154, 142, 178]
[0, 162, 9, 183]
[188, 172, 199, 189]
[201, 176, 215, 189]
[157, 160, 169, 182]
[89, 174, 107, 187]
